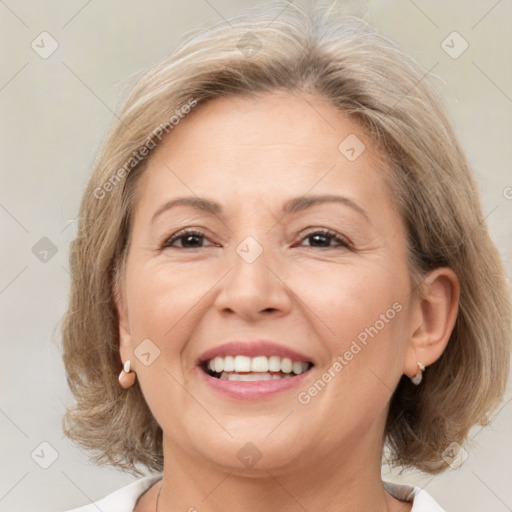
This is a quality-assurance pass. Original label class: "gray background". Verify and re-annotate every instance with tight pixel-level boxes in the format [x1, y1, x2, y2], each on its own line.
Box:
[1, 1, 511, 511]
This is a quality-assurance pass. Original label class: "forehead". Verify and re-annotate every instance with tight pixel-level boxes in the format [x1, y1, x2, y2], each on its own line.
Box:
[134, 91, 395, 220]
[149, 91, 379, 168]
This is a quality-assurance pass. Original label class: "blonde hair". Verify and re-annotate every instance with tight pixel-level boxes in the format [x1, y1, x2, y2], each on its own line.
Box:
[61, 1, 511, 475]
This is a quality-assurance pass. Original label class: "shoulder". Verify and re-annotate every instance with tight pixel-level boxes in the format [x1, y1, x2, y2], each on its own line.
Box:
[384, 481, 446, 512]
[61, 474, 163, 512]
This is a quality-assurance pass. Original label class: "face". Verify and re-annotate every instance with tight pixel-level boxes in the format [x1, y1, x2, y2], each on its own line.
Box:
[117, 91, 416, 475]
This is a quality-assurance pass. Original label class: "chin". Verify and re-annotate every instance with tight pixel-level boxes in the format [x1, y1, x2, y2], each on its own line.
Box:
[187, 428, 309, 474]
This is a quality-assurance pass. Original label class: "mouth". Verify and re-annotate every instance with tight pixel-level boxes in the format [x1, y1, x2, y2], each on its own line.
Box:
[202, 355, 314, 381]
[196, 341, 315, 399]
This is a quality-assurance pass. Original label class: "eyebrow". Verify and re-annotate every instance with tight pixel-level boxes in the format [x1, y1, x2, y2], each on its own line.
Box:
[151, 194, 370, 223]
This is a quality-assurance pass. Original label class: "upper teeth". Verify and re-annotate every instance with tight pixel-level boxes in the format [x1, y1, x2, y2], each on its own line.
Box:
[207, 355, 309, 375]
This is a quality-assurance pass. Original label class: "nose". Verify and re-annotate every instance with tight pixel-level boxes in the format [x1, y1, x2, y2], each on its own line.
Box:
[214, 241, 293, 321]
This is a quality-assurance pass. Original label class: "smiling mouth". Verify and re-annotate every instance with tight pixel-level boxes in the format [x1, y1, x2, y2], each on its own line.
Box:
[202, 355, 314, 381]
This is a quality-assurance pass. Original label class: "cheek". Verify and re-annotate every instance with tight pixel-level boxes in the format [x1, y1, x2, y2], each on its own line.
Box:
[126, 262, 210, 341]
[295, 262, 409, 374]
[340, 308, 409, 407]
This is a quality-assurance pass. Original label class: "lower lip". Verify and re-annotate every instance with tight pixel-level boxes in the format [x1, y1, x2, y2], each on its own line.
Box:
[198, 367, 312, 400]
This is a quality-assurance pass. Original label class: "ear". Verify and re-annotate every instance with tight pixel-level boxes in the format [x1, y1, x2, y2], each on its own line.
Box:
[113, 277, 133, 365]
[404, 267, 460, 378]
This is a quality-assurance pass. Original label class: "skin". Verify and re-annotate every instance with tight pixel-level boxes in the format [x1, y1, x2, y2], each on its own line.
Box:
[116, 90, 459, 511]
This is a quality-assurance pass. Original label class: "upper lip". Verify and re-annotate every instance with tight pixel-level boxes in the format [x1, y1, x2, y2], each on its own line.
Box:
[197, 340, 314, 366]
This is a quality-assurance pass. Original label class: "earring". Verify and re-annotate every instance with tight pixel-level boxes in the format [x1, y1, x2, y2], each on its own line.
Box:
[118, 360, 136, 389]
[411, 362, 425, 385]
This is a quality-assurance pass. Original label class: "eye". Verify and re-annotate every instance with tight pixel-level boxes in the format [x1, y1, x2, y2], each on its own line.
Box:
[161, 228, 352, 250]
[296, 228, 352, 249]
[161, 229, 214, 249]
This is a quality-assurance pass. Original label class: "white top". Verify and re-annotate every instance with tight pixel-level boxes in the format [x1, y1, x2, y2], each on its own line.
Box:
[62, 474, 445, 511]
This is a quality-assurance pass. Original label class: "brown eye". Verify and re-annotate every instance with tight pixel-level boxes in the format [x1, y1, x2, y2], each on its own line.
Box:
[162, 230, 212, 249]
[298, 229, 351, 249]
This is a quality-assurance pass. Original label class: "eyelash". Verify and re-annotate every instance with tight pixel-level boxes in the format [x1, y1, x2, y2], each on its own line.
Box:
[161, 228, 352, 250]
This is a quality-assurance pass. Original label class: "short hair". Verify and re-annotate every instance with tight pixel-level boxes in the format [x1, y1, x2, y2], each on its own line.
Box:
[61, 1, 511, 475]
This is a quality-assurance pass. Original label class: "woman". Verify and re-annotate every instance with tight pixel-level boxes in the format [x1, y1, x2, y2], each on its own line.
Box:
[61, 3, 511, 511]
